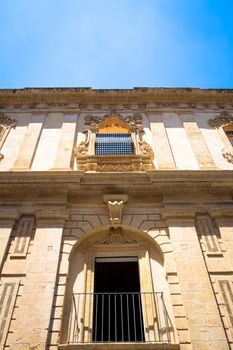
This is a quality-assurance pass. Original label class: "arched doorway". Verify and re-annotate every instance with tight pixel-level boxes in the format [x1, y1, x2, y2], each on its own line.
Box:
[60, 225, 176, 346]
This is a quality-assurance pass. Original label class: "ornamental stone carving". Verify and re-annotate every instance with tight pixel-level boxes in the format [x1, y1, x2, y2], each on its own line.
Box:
[0, 113, 17, 161]
[0, 113, 17, 129]
[208, 111, 233, 128]
[107, 200, 124, 226]
[103, 194, 128, 227]
[74, 112, 154, 171]
[95, 227, 137, 245]
[222, 148, 233, 164]
[84, 111, 143, 132]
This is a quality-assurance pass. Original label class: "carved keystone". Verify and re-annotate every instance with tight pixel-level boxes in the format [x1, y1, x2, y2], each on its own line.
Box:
[103, 195, 128, 226]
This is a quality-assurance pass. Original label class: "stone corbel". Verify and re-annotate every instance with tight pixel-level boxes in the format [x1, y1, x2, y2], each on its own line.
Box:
[103, 195, 128, 227]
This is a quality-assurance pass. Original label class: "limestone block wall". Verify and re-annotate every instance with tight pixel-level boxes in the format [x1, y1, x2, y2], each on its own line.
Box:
[0, 108, 233, 171]
[0, 204, 233, 349]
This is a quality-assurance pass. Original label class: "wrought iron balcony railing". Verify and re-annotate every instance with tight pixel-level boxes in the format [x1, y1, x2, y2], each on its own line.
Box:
[68, 292, 171, 344]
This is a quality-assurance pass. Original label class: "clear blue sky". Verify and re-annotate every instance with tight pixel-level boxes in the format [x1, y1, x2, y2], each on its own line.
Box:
[1, 0, 233, 89]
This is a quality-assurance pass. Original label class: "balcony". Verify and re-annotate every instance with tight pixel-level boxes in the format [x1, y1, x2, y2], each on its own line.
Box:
[59, 292, 180, 350]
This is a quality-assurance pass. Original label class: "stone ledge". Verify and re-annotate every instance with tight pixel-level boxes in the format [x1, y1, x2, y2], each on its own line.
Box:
[58, 343, 180, 350]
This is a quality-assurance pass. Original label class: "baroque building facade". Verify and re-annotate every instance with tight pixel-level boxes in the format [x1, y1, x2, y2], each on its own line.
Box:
[0, 88, 233, 350]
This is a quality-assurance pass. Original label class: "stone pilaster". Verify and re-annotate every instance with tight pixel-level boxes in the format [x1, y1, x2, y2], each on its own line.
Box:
[0, 212, 19, 271]
[181, 114, 216, 169]
[162, 208, 229, 350]
[9, 210, 68, 350]
[210, 209, 233, 348]
[13, 114, 45, 170]
[52, 114, 78, 170]
[148, 114, 176, 169]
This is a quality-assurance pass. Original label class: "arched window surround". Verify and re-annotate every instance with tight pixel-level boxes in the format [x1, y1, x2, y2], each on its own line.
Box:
[208, 111, 233, 164]
[74, 112, 154, 171]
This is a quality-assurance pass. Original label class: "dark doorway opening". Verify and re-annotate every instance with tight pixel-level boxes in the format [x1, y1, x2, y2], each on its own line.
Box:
[92, 257, 145, 342]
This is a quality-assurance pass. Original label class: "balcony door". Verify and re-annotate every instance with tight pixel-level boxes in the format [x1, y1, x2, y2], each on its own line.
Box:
[93, 257, 145, 342]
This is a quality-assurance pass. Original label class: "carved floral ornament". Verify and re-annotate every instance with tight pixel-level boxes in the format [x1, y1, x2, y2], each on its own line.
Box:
[74, 112, 154, 171]
[208, 111, 233, 165]
[95, 227, 137, 245]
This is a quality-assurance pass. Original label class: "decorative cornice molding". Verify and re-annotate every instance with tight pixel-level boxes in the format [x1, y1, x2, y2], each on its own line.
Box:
[1, 88, 233, 106]
[208, 111, 233, 128]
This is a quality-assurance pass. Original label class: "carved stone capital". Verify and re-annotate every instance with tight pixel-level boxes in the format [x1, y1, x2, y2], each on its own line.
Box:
[0, 113, 17, 129]
[222, 148, 233, 164]
[208, 111, 233, 128]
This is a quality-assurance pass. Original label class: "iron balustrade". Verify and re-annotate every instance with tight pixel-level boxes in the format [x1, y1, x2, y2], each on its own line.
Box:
[68, 292, 171, 344]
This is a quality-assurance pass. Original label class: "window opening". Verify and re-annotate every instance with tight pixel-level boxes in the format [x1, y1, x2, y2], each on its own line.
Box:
[93, 257, 145, 342]
[95, 133, 134, 155]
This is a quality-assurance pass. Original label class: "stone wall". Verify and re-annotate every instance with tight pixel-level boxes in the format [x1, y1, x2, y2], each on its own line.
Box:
[0, 109, 233, 171]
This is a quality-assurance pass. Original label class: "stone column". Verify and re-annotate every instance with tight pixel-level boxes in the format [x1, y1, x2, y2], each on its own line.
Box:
[0, 212, 19, 271]
[9, 210, 68, 350]
[162, 208, 229, 350]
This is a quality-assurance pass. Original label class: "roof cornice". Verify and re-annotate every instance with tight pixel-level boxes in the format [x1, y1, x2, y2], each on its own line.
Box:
[1, 88, 233, 106]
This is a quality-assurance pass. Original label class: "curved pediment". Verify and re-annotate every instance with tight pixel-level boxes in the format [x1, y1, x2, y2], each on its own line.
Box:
[98, 115, 129, 133]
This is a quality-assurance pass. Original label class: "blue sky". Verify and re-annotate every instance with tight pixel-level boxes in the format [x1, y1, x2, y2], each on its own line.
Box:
[0, 0, 233, 89]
